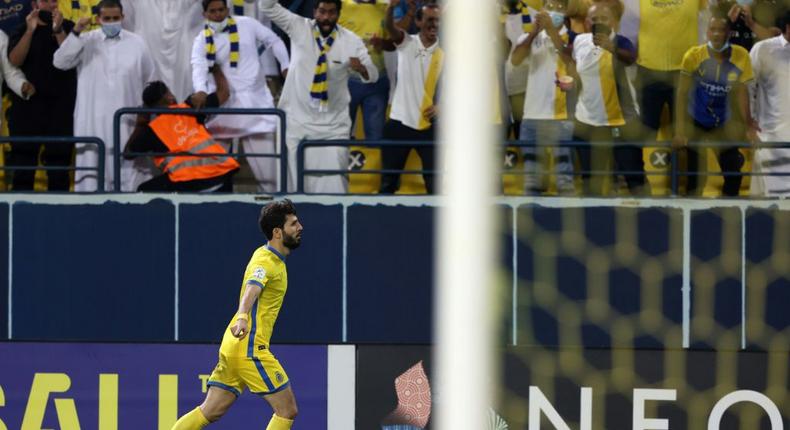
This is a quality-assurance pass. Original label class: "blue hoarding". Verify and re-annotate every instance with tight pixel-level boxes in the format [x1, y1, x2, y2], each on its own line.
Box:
[0, 343, 327, 429]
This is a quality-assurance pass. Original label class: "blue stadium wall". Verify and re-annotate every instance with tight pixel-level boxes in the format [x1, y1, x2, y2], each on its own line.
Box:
[0, 195, 788, 353]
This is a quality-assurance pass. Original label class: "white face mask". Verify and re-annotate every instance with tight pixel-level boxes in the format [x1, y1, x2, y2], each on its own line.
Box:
[548, 11, 566, 28]
[101, 21, 122, 38]
[707, 40, 730, 52]
[207, 17, 228, 32]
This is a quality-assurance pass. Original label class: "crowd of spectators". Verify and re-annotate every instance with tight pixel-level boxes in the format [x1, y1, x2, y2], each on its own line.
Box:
[506, 0, 790, 196]
[0, 0, 786, 196]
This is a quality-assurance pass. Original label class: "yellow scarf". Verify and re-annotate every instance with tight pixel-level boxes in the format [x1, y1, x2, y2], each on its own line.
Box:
[310, 26, 338, 112]
[418, 46, 444, 130]
[204, 17, 240, 68]
[232, 0, 244, 15]
[519, 0, 534, 33]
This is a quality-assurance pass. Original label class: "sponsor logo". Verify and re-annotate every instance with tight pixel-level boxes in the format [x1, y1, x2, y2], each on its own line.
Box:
[650, 149, 671, 169]
[349, 150, 366, 170]
[0, 3, 24, 17]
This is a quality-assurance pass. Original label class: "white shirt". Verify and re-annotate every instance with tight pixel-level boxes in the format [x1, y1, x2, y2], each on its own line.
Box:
[520, 28, 569, 120]
[259, 0, 378, 133]
[572, 33, 636, 127]
[191, 15, 289, 137]
[390, 34, 440, 130]
[123, 0, 204, 101]
[0, 31, 28, 121]
[54, 29, 158, 192]
[750, 35, 790, 142]
[191, 16, 288, 94]
[504, 12, 529, 96]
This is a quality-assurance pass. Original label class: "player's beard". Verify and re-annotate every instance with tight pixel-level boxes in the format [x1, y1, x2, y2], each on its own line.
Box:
[283, 232, 301, 250]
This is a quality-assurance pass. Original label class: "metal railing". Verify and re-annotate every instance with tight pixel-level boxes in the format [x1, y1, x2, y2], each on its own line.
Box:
[297, 140, 437, 193]
[297, 139, 790, 196]
[113, 107, 287, 192]
[0, 136, 106, 192]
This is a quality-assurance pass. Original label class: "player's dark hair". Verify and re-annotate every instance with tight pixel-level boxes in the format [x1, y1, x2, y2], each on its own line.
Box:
[142, 81, 169, 107]
[259, 199, 298, 241]
[202, 0, 226, 12]
[416, 2, 440, 21]
[97, 0, 123, 14]
[314, 0, 342, 13]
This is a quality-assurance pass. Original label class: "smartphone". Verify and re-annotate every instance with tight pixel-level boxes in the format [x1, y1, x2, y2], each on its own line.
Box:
[592, 23, 611, 36]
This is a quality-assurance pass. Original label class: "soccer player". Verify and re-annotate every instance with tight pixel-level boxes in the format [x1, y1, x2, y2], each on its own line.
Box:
[171, 199, 303, 430]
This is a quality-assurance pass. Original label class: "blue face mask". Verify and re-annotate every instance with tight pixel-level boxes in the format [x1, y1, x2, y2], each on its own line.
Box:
[707, 40, 731, 52]
[101, 21, 122, 38]
[735, 0, 753, 6]
[548, 11, 566, 28]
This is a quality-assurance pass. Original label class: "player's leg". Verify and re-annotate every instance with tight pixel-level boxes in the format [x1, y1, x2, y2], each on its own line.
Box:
[263, 385, 299, 430]
[171, 387, 237, 429]
[240, 352, 296, 429]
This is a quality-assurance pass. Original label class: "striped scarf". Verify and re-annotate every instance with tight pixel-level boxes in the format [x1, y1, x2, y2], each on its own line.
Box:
[204, 17, 240, 69]
[232, 0, 245, 15]
[519, 0, 533, 33]
[310, 26, 337, 112]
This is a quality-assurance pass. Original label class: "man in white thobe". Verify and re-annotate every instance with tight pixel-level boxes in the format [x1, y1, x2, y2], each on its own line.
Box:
[123, 0, 204, 102]
[749, 13, 790, 196]
[191, 0, 289, 193]
[259, 0, 378, 193]
[54, 0, 158, 192]
[0, 30, 35, 137]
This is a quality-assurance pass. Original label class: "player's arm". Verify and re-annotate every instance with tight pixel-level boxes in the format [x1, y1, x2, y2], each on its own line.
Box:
[230, 282, 263, 339]
[737, 80, 759, 144]
[258, 0, 302, 36]
[385, 0, 406, 46]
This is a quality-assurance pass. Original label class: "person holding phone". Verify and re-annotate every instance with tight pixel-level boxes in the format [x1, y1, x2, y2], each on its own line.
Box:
[559, 1, 646, 195]
[6, 0, 72, 191]
[511, 0, 577, 195]
[716, 0, 782, 51]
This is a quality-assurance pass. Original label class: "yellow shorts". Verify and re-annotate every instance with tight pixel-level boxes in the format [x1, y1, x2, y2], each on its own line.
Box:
[207, 350, 290, 396]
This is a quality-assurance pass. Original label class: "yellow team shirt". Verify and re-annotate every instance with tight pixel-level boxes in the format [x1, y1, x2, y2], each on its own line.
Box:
[58, 0, 102, 30]
[338, 0, 388, 71]
[219, 245, 288, 358]
[637, 0, 706, 71]
[680, 44, 753, 128]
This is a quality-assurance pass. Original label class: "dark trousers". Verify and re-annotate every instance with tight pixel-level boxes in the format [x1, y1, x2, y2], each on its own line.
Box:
[686, 122, 744, 196]
[636, 66, 678, 133]
[573, 120, 647, 195]
[7, 99, 74, 191]
[137, 170, 236, 192]
[379, 119, 436, 194]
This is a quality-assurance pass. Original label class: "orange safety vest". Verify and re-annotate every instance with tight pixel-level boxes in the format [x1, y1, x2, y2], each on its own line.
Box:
[148, 104, 240, 182]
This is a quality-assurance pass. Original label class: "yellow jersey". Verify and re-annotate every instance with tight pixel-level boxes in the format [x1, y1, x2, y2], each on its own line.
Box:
[637, 0, 706, 71]
[59, 0, 102, 30]
[219, 245, 288, 358]
[338, 0, 388, 71]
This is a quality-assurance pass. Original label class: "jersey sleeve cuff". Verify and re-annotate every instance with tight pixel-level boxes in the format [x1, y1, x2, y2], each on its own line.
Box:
[246, 279, 265, 290]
